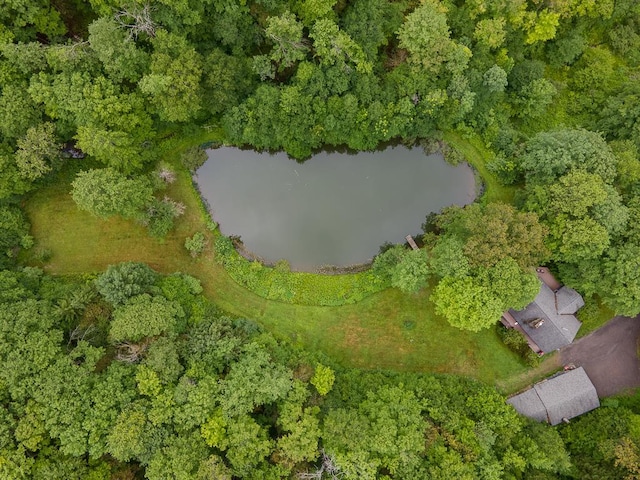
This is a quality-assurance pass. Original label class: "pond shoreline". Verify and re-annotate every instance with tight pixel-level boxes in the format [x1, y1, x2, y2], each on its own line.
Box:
[195, 143, 476, 271]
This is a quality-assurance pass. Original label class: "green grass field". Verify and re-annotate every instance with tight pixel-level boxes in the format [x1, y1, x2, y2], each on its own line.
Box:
[23, 132, 534, 386]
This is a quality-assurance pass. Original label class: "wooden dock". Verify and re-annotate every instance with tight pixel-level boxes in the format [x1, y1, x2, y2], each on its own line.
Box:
[406, 235, 419, 250]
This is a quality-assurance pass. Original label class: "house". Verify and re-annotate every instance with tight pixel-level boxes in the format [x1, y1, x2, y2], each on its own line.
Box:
[501, 272, 585, 353]
[507, 367, 600, 425]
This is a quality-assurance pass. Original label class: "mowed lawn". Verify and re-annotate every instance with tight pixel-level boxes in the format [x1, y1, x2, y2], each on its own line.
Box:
[24, 156, 530, 386]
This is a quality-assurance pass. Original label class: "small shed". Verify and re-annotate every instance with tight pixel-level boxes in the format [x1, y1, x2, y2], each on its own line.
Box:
[507, 367, 600, 426]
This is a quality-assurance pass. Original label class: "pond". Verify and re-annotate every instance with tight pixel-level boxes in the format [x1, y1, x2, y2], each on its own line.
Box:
[196, 145, 477, 270]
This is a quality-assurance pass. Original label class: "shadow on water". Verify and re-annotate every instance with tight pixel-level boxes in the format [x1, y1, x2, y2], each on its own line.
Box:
[195, 145, 477, 271]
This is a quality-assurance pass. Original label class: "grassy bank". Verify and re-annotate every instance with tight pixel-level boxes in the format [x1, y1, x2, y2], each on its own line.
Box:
[23, 132, 530, 384]
[444, 130, 517, 204]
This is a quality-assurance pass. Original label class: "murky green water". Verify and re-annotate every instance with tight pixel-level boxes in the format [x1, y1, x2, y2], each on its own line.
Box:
[196, 146, 476, 270]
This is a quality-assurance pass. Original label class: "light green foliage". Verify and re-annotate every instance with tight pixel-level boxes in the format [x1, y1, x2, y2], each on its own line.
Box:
[201, 409, 227, 448]
[139, 30, 203, 122]
[71, 168, 153, 219]
[522, 10, 560, 44]
[74, 125, 146, 171]
[309, 19, 372, 74]
[145, 431, 211, 480]
[429, 236, 470, 278]
[375, 244, 432, 292]
[265, 12, 307, 70]
[294, 0, 336, 26]
[224, 415, 274, 475]
[526, 170, 627, 263]
[185, 232, 207, 257]
[558, 217, 610, 263]
[29, 72, 154, 172]
[276, 381, 320, 465]
[110, 294, 184, 342]
[612, 140, 640, 192]
[214, 235, 386, 306]
[107, 407, 148, 462]
[390, 248, 430, 293]
[323, 384, 426, 477]
[479, 258, 540, 312]
[0, 0, 66, 39]
[310, 363, 335, 395]
[474, 18, 506, 49]
[432, 275, 504, 332]
[14, 122, 60, 181]
[397, 0, 463, 74]
[95, 261, 158, 306]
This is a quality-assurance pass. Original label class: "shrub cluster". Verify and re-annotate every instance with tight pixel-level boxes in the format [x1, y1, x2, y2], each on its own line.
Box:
[213, 236, 386, 306]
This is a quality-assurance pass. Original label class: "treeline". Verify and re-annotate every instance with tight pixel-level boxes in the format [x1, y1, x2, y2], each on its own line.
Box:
[3, 0, 640, 325]
[1, 263, 639, 479]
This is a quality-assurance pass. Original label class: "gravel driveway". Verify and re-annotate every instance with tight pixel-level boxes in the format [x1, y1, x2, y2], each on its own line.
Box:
[560, 316, 640, 397]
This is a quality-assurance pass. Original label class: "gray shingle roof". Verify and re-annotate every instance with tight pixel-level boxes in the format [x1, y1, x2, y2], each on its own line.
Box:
[508, 282, 583, 352]
[556, 286, 585, 315]
[507, 367, 600, 425]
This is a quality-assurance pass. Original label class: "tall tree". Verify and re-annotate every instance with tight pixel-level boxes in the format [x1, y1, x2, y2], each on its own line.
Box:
[71, 168, 153, 219]
[139, 30, 203, 123]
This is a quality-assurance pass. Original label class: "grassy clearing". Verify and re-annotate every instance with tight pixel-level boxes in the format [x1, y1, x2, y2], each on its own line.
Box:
[23, 141, 530, 384]
[495, 353, 562, 395]
[444, 130, 517, 205]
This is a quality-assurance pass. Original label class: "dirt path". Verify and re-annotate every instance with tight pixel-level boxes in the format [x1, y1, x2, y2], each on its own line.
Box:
[560, 316, 640, 397]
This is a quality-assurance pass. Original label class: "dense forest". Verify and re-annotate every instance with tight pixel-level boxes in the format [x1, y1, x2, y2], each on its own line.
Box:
[1, 264, 640, 479]
[2, 0, 640, 478]
[2, 0, 640, 325]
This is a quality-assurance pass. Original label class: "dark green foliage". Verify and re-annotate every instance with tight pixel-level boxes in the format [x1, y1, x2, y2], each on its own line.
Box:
[0, 204, 33, 268]
[518, 129, 618, 185]
[142, 196, 185, 238]
[180, 146, 208, 172]
[497, 326, 540, 367]
[95, 261, 158, 306]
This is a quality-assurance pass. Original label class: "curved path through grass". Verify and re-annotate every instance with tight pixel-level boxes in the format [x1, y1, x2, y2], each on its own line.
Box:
[23, 131, 529, 386]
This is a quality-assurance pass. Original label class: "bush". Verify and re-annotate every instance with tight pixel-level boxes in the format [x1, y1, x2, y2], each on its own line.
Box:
[0, 204, 33, 268]
[71, 168, 153, 219]
[95, 262, 158, 306]
[143, 197, 185, 238]
[185, 232, 207, 257]
[498, 325, 540, 367]
[180, 146, 208, 172]
[213, 235, 386, 306]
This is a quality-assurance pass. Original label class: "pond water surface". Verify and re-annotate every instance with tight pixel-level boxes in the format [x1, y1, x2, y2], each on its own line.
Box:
[196, 146, 476, 270]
